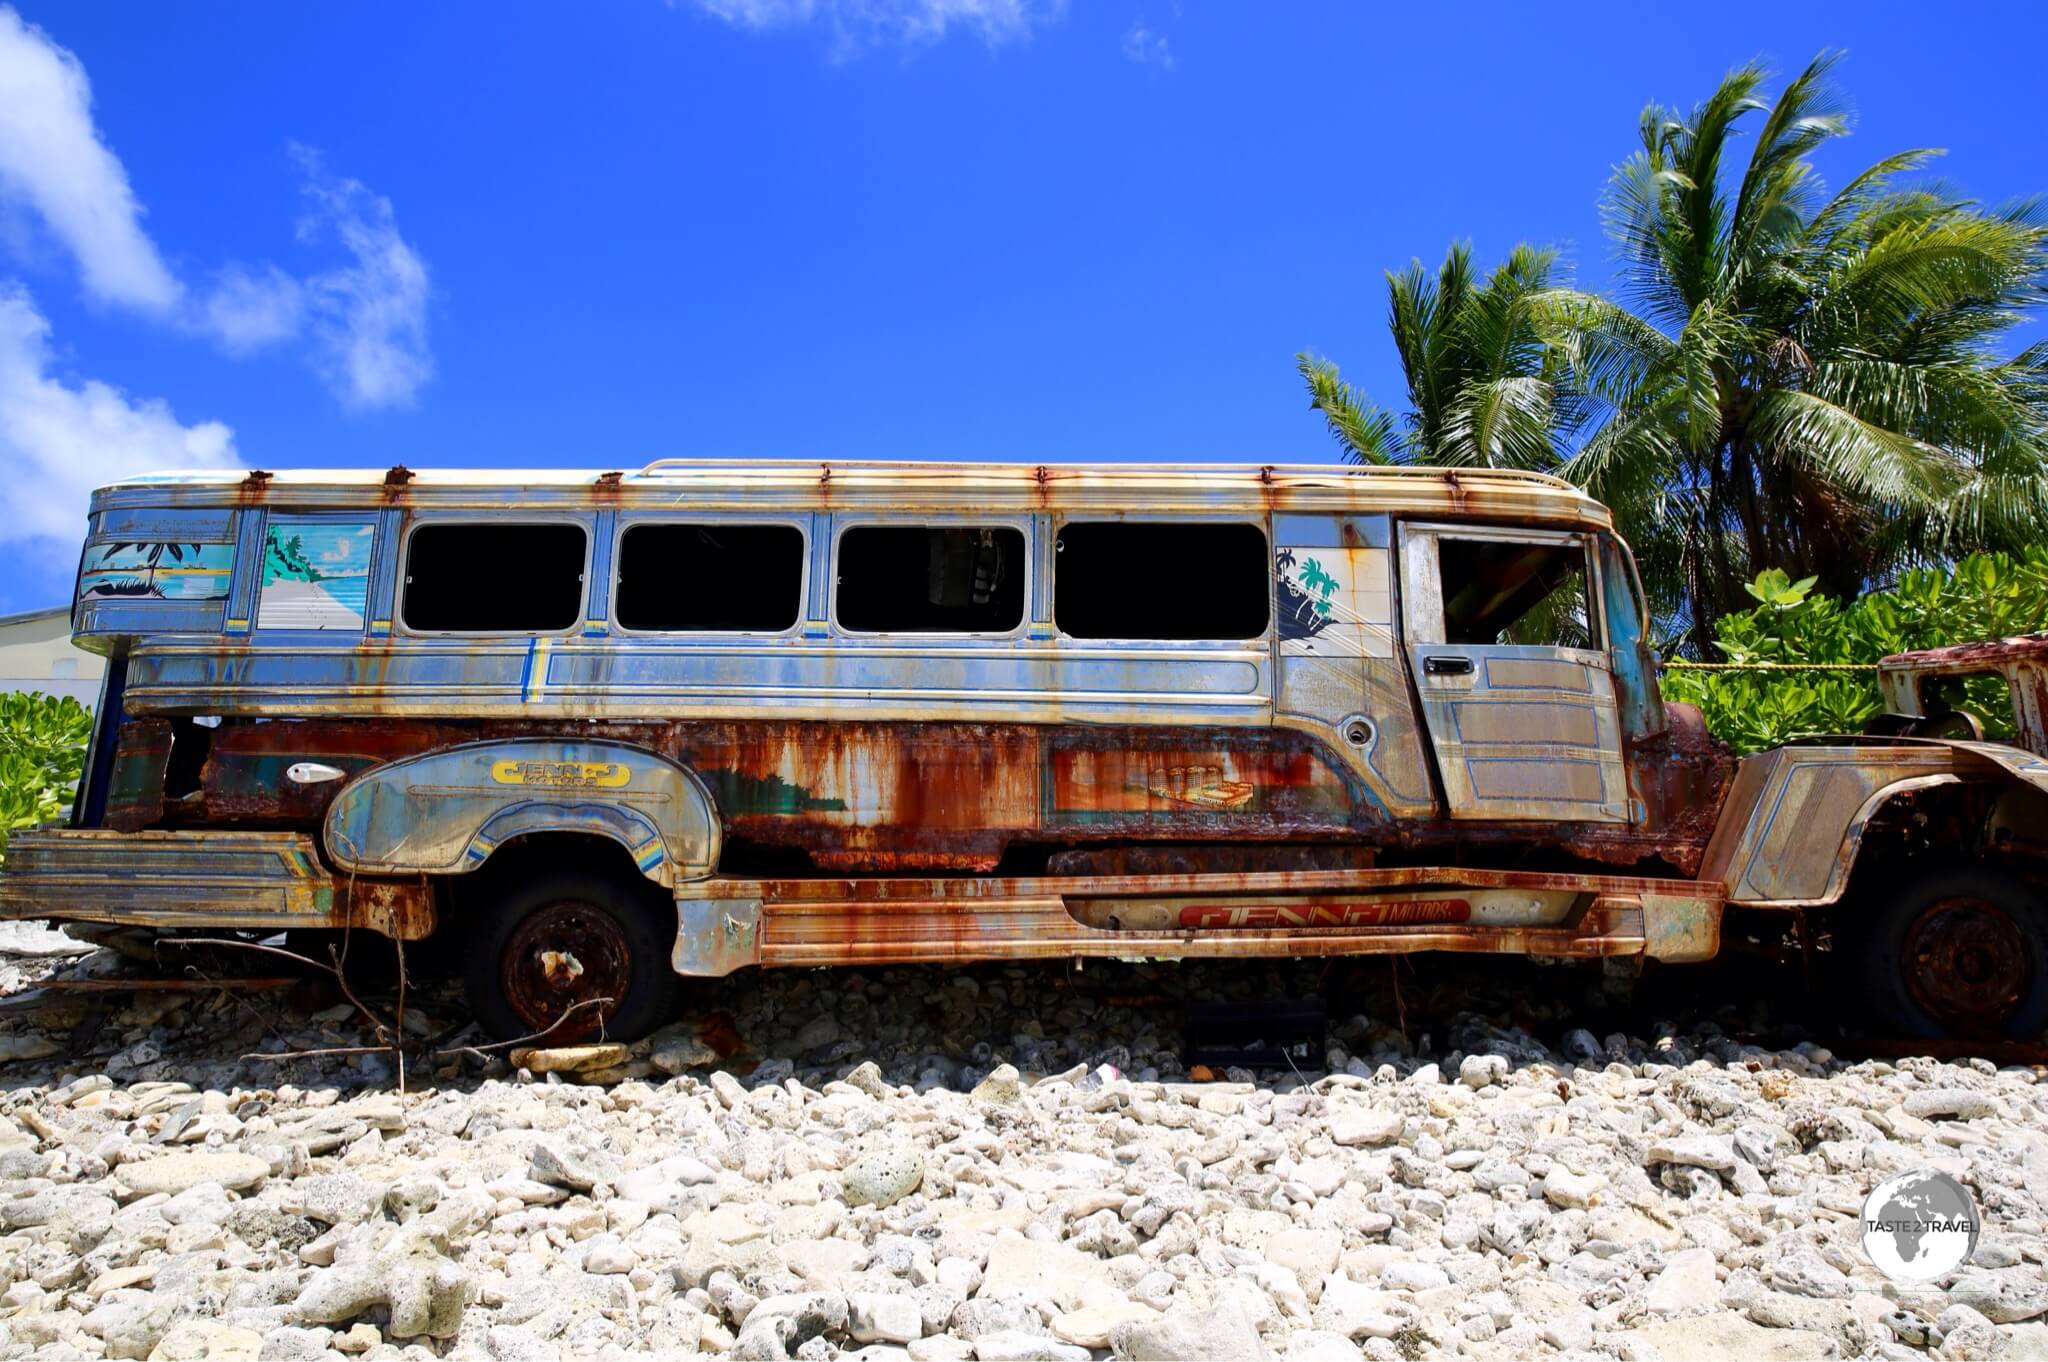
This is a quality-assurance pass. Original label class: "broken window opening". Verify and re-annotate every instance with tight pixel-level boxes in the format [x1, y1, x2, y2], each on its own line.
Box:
[1920, 670, 2017, 740]
[1437, 537, 1598, 649]
[836, 525, 1026, 634]
[1055, 521, 1269, 641]
[616, 523, 804, 632]
[402, 523, 587, 633]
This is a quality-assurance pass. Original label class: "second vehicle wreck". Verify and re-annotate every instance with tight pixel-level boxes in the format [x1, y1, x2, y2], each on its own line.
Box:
[3, 461, 2044, 1043]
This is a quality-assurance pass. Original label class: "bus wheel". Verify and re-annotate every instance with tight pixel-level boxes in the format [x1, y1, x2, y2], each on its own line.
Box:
[1857, 865, 2047, 1039]
[463, 870, 680, 1044]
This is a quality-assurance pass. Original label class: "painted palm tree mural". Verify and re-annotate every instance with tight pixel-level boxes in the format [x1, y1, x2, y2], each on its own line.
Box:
[78, 542, 233, 601]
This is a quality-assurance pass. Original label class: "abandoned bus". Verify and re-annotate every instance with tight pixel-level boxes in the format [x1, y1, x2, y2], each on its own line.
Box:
[6, 461, 2046, 1042]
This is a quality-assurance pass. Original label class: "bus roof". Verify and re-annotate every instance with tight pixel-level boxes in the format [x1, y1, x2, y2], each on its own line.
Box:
[91, 459, 1611, 527]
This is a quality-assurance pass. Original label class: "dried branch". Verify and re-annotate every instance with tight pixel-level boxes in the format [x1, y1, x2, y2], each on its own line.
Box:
[163, 937, 615, 1085]
[434, 997, 615, 1064]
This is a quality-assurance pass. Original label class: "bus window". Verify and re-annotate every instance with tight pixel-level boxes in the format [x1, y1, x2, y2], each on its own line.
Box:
[402, 523, 586, 633]
[1055, 522, 1269, 640]
[616, 523, 804, 632]
[1436, 535, 1598, 649]
[836, 525, 1025, 634]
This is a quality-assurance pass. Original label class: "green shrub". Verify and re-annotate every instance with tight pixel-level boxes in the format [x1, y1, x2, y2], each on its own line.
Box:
[1660, 550, 2048, 753]
[0, 691, 91, 865]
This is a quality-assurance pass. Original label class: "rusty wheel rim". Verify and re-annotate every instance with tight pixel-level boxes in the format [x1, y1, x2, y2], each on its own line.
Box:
[1902, 896, 2031, 1033]
[501, 900, 631, 1041]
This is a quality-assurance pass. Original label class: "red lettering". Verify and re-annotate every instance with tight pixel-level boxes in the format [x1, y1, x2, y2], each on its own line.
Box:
[1177, 899, 1471, 929]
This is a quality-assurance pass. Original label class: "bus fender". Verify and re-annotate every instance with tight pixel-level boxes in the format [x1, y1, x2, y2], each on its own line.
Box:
[323, 738, 720, 887]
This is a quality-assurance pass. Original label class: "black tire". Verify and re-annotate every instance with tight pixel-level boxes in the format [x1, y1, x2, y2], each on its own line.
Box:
[1855, 864, 2048, 1039]
[462, 869, 681, 1044]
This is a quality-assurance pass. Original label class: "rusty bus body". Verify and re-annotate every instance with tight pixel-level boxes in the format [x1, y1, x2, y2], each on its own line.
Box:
[4, 461, 2045, 1040]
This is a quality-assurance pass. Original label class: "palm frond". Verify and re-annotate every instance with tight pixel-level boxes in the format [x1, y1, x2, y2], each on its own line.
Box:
[1295, 353, 1405, 465]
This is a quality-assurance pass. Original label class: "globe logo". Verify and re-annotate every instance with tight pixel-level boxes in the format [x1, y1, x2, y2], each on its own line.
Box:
[1861, 1169, 1980, 1282]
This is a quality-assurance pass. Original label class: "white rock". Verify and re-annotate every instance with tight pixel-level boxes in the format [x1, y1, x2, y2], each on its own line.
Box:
[849, 1293, 923, 1344]
[1265, 1229, 1343, 1302]
[1109, 1294, 1268, 1360]
[971, 1333, 1085, 1361]
[1051, 1301, 1157, 1349]
[1645, 1248, 1721, 1317]
[616, 1154, 720, 1217]
[1458, 1054, 1509, 1088]
[119, 1152, 270, 1198]
[1283, 1330, 1364, 1362]
[583, 1237, 637, 1275]
[845, 1148, 926, 1208]
[1541, 1167, 1604, 1209]
[1329, 1104, 1403, 1147]
[1380, 1262, 1449, 1291]
[1646, 1135, 1737, 1172]
[1902, 1089, 1999, 1121]
[1311, 1276, 1408, 1341]
[978, 1232, 1105, 1314]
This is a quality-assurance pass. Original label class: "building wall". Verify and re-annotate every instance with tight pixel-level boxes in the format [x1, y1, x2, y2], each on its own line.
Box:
[0, 611, 103, 707]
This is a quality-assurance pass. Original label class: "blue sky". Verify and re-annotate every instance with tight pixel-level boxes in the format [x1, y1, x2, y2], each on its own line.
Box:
[0, 1, 2042, 614]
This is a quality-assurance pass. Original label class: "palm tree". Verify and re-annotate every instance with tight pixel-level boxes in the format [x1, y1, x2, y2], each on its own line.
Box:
[1297, 242, 1580, 468]
[1535, 53, 2048, 654]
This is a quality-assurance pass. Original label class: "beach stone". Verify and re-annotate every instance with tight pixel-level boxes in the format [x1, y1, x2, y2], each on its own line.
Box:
[1626, 1312, 1835, 1360]
[978, 1232, 1106, 1313]
[1646, 1248, 1721, 1317]
[119, 1152, 270, 1198]
[845, 1147, 926, 1208]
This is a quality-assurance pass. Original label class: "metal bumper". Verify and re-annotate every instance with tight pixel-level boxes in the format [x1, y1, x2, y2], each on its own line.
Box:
[0, 829, 436, 940]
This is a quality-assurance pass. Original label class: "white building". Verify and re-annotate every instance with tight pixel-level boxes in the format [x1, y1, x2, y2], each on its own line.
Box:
[0, 607, 103, 707]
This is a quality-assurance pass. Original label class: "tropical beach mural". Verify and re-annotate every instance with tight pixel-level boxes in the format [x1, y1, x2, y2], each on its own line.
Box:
[259, 518, 375, 630]
[78, 542, 234, 602]
[1276, 545, 1395, 659]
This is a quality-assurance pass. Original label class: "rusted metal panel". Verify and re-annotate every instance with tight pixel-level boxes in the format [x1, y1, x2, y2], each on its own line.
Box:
[103, 718, 171, 832]
[720, 893, 1650, 971]
[199, 719, 469, 824]
[1878, 636, 2048, 755]
[670, 865, 1719, 975]
[80, 715, 1731, 878]
[84, 461, 1614, 525]
[1639, 890, 1720, 962]
[323, 739, 720, 886]
[0, 829, 435, 939]
[1701, 744, 1992, 906]
[675, 721, 1378, 872]
[1616, 702, 1732, 877]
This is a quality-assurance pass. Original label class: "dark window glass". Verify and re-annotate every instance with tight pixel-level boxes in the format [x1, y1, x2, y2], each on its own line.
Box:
[616, 523, 804, 632]
[836, 525, 1025, 633]
[402, 523, 586, 632]
[1055, 522, 1269, 640]
[1437, 538, 1597, 648]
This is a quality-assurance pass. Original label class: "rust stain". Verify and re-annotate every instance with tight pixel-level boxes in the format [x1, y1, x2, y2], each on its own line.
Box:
[100, 714, 1730, 878]
[339, 876, 437, 940]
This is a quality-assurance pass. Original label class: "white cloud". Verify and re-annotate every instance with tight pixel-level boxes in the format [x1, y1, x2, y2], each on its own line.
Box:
[692, 0, 1059, 54]
[0, 7, 433, 410]
[202, 263, 304, 354]
[0, 284, 234, 548]
[0, 7, 181, 313]
[1121, 21, 1171, 70]
[289, 148, 433, 410]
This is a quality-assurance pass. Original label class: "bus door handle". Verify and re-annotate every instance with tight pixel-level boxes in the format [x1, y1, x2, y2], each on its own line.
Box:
[1424, 656, 1475, 676]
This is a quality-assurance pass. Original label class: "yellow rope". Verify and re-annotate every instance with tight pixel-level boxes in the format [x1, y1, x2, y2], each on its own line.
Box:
[1657, 659, 1879, 672]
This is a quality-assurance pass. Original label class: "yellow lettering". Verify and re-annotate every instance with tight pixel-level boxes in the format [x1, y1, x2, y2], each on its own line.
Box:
[489, 759, 630, 788]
